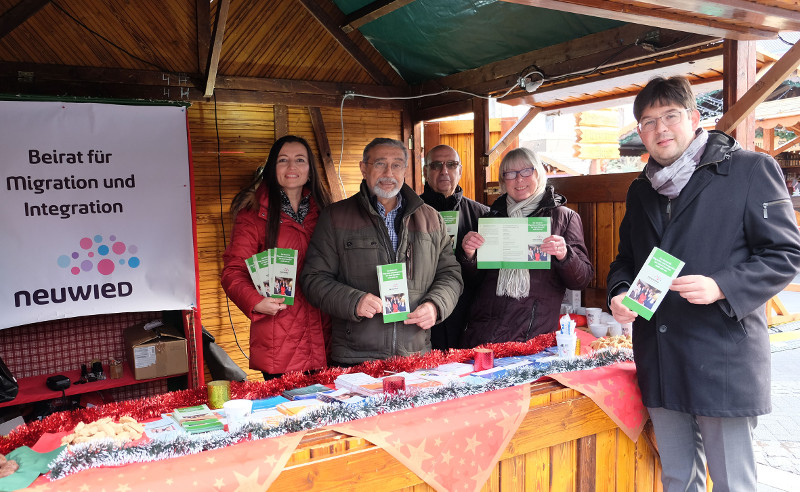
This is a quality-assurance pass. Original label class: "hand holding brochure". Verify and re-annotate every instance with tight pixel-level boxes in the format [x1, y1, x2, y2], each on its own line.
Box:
[377, 263, 410, 322]
[622, 247, 685, 320]
[477, 217, 551, 269]
[246, 248, 298, 305]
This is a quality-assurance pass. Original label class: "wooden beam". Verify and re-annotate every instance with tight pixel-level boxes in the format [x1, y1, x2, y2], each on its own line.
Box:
[427, 25, 710, 94]
[204, 0, 231, 98]
[716, 40, 800, 134]
[722, 39, 756, 149]
[214, 75, 407, 98]
[411, 99, 473, 124]
[0, 0, 51, 40]
[624, 0, 800, 32]
[274, 104, 289, 139]
[297, 0, 394, 85]
[413, 119, 423, 194]
[501, 44, 723, 105]
[309, 107, 346, 202]
[500, 0, 776, 40]
[0, 62, 407, 109]
[195, 0, 211, 75]
[401, 107, 421, 193]
[473, 98, 490, 205]
[487, 107, 541, 166]
[763, 128, 774, 154]
[771, 136, 800, 157]
[341, 0, 416, 33]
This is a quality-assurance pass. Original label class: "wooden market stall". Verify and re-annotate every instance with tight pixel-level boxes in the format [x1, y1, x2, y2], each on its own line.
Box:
[2, 1, 800, 489]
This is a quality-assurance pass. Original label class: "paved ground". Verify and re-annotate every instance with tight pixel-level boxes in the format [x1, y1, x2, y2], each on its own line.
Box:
[755, 279, 800, 492]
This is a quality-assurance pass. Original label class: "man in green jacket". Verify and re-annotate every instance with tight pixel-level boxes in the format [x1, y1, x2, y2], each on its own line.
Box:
[301, 138, 463, 366]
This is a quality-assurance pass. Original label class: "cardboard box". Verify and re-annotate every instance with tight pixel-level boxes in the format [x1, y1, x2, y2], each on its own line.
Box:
[124, 321, 188, 380]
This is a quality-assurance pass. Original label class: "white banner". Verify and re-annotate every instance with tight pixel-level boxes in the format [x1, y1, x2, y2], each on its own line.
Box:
[0, 101, 196, 330]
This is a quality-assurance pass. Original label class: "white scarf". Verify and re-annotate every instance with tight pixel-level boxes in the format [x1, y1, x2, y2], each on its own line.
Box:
[645, 128, 708, 199]
[496, 190, 545, 299]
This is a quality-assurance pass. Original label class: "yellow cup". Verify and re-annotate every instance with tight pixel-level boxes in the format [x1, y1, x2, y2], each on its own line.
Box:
[207, 380, 231, 409]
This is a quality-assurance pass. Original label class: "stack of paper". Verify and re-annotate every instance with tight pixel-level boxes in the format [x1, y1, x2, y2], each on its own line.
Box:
[275, 399, 326, 416]
[316, 388, 367, 405]
[281, 383, 334, 400]
[171, 404, 224, 434]
[335, 372, 384, 396]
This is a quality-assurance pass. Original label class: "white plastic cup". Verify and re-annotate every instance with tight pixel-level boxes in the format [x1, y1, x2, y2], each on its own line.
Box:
[223, 399, 252, 427]
[607, 321, 623, 337]
[589, 323, 608, 338]
[556, 333, 577, 359]
[585, 307, 602, 326]
[621, 322, 633, 337]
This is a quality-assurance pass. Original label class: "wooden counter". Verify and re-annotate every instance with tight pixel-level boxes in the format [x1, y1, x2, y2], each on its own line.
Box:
[268, 380, 661, 491]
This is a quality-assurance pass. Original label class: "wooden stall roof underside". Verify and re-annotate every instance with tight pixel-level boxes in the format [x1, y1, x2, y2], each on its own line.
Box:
[1, 0, 800, 117]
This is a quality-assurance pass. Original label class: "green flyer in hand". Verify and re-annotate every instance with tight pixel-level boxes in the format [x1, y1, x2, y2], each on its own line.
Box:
[477, 217, 551, 269]
[439, 211, 459, 253]
[622, 247, 685, 320]
[377, 263, 410, 323]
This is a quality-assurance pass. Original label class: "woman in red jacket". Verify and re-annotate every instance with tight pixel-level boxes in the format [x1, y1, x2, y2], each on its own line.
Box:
[221, 135, 332, 380]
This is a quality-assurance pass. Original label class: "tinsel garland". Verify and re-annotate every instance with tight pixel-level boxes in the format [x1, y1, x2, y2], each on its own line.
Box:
[1, 334, 556, 455]
[47, 349, 633, 480]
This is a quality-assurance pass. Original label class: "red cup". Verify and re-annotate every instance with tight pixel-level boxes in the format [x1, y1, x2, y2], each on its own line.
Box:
[473, 348, 494, 372]
[382, 375, 406, 394]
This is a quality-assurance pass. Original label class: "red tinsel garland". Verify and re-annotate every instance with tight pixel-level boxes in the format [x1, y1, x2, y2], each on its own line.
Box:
[0, 333, 555, 454]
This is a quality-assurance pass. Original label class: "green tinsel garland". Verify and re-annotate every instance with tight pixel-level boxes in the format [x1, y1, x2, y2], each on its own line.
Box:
[48, 349, 633, 480]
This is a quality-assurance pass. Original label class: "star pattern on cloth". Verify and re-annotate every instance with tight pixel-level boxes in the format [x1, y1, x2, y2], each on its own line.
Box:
[31, 431, 308, 491]
[331, 383, 531, 492]
[549, 361, 648, 441]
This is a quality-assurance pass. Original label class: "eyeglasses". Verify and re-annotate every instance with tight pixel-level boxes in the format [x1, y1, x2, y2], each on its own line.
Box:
[428, 160, 460, 171]
[637, 109, 691, 133]
[502, 167, 535, 180]
[370, 160, 406, 173]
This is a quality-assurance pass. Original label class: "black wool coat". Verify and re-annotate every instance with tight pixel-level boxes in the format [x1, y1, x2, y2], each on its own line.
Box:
[420, 183, 489, 350]
[608, 130, 800, 417]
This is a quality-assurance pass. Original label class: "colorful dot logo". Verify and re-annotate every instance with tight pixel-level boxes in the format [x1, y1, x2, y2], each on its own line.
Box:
[57, 234, 141, 276]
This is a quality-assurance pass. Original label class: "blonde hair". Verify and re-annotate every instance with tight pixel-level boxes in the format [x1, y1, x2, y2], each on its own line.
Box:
[498, 147, 547, 196]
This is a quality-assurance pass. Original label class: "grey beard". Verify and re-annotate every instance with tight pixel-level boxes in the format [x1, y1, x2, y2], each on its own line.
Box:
[372, 179, 401, 199]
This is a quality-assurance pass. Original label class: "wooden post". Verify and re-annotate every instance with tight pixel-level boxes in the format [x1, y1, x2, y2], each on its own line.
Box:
[473, 98, 489, 205]
[722, 40, 756, 149]
[413, 120, 423, 194]
[274, 104, 289, 139]
[763, 127, 774, 154]
[308, 107, 345, 202]
[402, 107, 422, 193]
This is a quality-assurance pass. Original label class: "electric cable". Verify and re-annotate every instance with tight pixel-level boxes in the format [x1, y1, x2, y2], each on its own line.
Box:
[214, 93, 250, 361]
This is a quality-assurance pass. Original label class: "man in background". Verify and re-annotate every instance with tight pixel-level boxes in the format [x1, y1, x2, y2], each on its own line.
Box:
[420, 144, 488, 350]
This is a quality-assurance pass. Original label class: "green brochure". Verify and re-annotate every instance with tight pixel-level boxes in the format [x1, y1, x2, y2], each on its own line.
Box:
[440, 211, 459, 253]
[377, 263, 410, 323]
[622, 247, 685, 321]
[477, 217, 551, 269]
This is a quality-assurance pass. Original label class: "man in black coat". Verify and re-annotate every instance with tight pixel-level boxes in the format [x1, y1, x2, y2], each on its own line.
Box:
[420, 145, 488, 350]
[608, 76, 800, 491]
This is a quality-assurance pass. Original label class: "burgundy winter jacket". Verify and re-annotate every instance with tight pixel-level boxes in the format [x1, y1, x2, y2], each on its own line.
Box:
[221, 185, 330, 374]
[460, 187, 593, 347]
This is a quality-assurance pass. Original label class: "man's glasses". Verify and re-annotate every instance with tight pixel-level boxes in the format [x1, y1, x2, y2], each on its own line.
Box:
[637, 109, 691, 133]
[502, 167, 535, 180]
[428, 160, 460, 171]
[370, 161, 406, 173]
